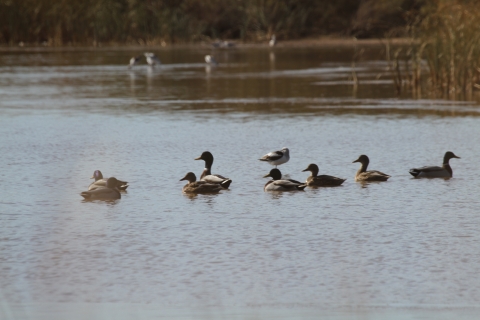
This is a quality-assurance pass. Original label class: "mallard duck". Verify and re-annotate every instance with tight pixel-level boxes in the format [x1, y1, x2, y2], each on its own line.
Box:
[81, 177, 121, 200]
[259, 147, 290, 167]
[205, 55, 218, 65]
[128, 55, 141, 69]
[263, 168, 306, 191]
[353, 155, 390, 182]
[194, 151, 232, 189]
[302, 163, 346, 187]
[180, 172, 223, 194]
[89, 170, 128, 191]
[409, 151, 460, 178]
[144, 52, 161, 66]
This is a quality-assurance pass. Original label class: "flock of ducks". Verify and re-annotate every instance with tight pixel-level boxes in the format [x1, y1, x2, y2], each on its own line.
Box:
[80, 149, 461, 200]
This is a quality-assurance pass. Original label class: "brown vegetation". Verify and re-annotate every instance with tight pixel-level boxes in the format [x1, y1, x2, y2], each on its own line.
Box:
[0, 0, 421, 46]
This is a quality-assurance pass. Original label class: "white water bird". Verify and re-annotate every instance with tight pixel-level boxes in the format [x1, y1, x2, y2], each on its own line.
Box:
[259, 147, 290, 167]
[269, 35, 276, 47]
[205, 55, 218, 65]
[144, 52, 161, 66]
[128, 55, 141, 68]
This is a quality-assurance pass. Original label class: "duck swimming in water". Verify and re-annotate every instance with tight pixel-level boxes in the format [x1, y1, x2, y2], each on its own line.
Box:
[352, 155, 390, 182]
[263, 168, 306, 191]
[180, 172, 223, 194]
[81, 177, 121, 200]
[194, 151, 232, 189]
[302, 163, 346, 187]
[409, 151, 460, 178]
[89, 170, 128, 191]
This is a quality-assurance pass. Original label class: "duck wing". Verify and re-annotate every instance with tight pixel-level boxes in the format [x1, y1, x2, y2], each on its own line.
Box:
[273, 180, 306, 190]
[202, 174, 232, 189]
[89, 178, 128, 190]
[357, 170, 390, 181]
[81, 187, 121, 200]
[310, 175, 346, 186]
[409, 166, 449, 178]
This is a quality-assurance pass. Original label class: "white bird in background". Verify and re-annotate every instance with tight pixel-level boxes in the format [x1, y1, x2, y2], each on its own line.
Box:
[259, 147, 290, 167]
[205, 55, 218, 65]
[269, 34, 276, 47]
[144, 52, 161, 66]
[128, 55, 141, 69]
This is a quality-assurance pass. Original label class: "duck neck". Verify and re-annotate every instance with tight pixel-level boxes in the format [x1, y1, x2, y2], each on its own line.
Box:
[310, 167, 319, 177]
[443, 163, 453, 176]
[200, 167, 211, 179]
[358, 161, 369, 174]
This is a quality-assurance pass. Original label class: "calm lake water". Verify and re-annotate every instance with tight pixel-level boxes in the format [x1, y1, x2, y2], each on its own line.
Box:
[1, 45, 480, 320]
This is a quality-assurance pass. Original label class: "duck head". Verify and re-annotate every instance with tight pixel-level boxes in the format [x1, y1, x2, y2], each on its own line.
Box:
[444, 151, 460, 164]
[302, 163, 319, 176]
[106, 177, 119, 189]
[353, 155, 370, 165]
[263, 168, 282, 180]
[91, 170, 103, 181]
[195, 151, 214, 166]
[180, 172, 197, 183]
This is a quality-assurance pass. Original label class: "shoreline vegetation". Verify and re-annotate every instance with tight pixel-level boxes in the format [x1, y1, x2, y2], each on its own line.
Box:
[1, 0, 479, 100]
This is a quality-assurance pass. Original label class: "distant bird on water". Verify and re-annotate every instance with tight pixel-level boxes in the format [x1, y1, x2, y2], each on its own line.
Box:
[89, 170, 128, 191]
[81, 177, 121, 200]
[263, 168, 306, 191]
[205, 55, 218, 65]
[302, 163, 346, 187]
[352, 155, 390, 182]
[259, 147, 290, 168]
[179, 172, 223, 194]
[269, 35, 276, 47]
[144, 52, 161, 66]
[128, 55, 141, 69]
[409, 151, 460, 178]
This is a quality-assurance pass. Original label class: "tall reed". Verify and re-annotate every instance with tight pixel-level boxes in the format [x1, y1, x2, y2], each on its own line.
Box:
[398, 1, 480, 100]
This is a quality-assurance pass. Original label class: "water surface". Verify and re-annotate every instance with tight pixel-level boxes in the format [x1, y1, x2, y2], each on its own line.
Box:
[1, 46, 479, 319]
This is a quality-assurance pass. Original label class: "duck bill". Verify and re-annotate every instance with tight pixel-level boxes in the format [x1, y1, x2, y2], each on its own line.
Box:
[179, 177, 187, 181]
[301, 168, 309, 172]
[263, 173, 271, 178]
[90, 176, 95, 179]
[352, 159, 359, 163]
[194, 156, 202, 160]
[454, 155, 461, 159]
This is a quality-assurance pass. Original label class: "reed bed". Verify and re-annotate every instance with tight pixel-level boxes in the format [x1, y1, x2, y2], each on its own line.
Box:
[387, 1, 480, 100]
[0, 0, 360, 46]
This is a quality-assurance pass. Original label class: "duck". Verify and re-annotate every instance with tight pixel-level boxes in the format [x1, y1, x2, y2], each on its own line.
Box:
[352, 155, 390, 182]
[263, 168, 306, 191]
[144, 52, 161, 66]
[205, 55, 218, 65]
[194, 151, 232, 188]
[89, 170, 128, 191]
[128, 55, 141, 69]
[81, 177, 121, 200]
[259, 147, 290, 167]
[180, 172, 223, 194]
[409, 151, 460, 178]
[302, 163, 346, 187]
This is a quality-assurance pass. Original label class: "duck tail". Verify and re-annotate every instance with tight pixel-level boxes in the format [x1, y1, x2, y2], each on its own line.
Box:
[80, 192, 91, 199]
[409, 169, 419, 177]
[296, 184, 307, 191]
[220, 179, 232, 189]
[118, 184, 129, 190]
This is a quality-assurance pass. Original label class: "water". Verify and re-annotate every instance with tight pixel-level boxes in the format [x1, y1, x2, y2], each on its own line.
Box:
[1, 46, 480, 319]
